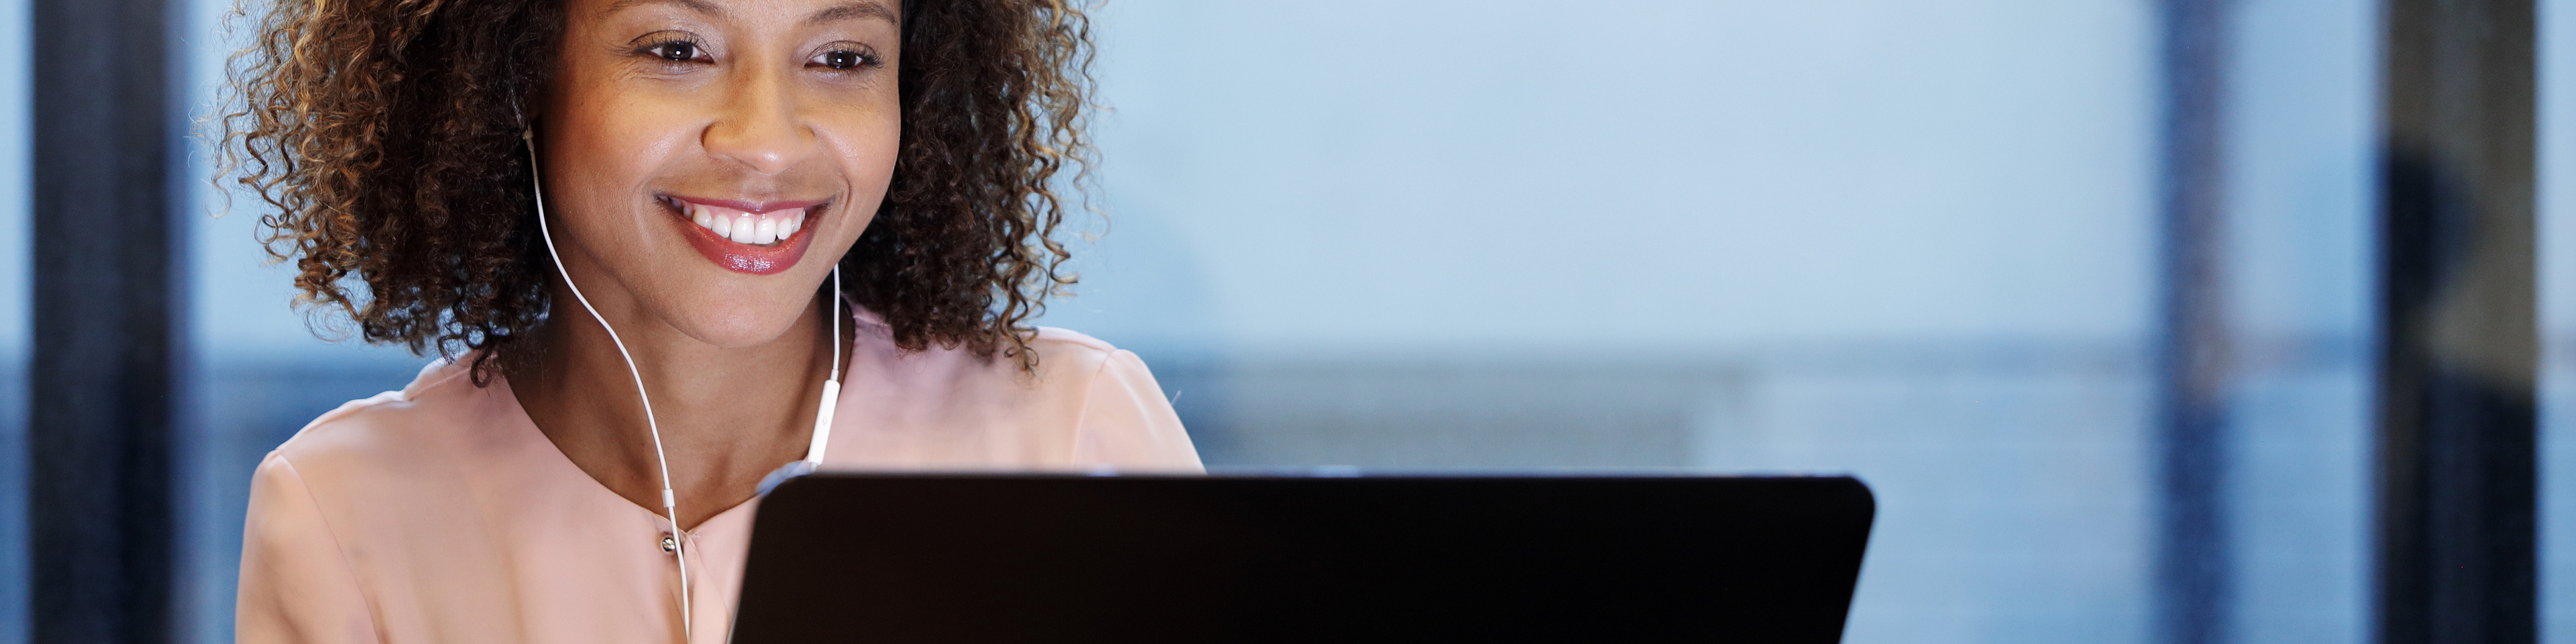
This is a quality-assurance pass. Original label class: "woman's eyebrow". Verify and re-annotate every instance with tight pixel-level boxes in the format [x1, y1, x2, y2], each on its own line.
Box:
[605, 0, 722, 18]
[808, 1, 898, 26]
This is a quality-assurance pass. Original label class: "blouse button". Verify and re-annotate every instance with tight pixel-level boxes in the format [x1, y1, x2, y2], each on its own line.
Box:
[659, 535, 677, 552]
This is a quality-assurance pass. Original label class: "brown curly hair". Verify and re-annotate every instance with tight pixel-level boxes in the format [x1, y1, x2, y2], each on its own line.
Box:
[220, 0, 1093, 381]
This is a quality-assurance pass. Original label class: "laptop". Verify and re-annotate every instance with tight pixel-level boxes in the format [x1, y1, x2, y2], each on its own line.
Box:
[731, 472, 1874, 643]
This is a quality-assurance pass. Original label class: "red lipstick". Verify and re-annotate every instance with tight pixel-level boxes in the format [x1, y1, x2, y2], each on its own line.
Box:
[664, 196, 826, 275]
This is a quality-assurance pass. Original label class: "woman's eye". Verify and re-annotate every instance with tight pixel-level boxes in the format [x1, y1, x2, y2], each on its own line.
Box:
[812, 49, 871, 70]
[647, 41, 700, 63]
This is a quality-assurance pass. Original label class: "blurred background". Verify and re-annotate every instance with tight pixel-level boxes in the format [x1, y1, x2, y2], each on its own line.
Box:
[0, 0, 2569, 642]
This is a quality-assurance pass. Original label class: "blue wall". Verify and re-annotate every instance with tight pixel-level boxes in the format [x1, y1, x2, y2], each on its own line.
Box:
[0, 0, 27, 639]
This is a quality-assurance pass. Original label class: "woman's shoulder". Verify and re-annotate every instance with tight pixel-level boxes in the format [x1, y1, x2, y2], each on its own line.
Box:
[1028, 325, 1126, 377]
[844, 309, 1132, 385]
[263, 356, 519, 482]
[1027, 327, 1201, 470]
[837, 318, 1201, 471]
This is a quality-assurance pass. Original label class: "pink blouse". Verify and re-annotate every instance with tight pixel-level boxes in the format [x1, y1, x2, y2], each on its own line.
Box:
[233, 313, 1203, 644]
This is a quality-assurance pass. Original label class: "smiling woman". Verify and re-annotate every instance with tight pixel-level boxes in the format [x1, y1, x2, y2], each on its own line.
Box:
[219, 0, 1199, 641]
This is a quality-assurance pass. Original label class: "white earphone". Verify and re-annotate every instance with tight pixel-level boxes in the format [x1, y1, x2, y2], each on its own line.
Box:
[523, 128, 844, 642]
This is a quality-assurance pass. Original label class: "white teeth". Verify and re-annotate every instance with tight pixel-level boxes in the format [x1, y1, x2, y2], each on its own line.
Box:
[684, 202, 809, 246]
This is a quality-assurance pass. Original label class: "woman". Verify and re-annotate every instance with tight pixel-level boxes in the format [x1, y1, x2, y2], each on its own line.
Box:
[223, 0, 1198, 641]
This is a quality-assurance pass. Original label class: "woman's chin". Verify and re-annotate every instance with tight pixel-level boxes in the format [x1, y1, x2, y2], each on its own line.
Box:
[685, 321, 809, 350]
[661, 299, 820, 350]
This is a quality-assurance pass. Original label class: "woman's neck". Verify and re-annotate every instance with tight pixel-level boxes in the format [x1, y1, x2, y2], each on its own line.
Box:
[507, 290, 842, 529]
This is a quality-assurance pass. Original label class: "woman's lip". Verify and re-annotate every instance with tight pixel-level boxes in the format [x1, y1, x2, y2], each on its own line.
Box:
[666, 195, 828, 214]
[664, 198, 825, 275]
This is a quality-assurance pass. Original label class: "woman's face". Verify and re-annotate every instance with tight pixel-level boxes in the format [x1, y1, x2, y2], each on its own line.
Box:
[544, 0, 900, 347]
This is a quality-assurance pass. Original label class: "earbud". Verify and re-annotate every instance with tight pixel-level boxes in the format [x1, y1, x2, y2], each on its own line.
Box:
[806, 267, 844, 467]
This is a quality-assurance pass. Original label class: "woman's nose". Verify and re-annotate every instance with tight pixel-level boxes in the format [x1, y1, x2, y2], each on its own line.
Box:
[702, 72, 814, 176]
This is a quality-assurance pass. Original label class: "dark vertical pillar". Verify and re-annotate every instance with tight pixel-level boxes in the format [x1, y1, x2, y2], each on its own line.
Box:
[2373, 0, 2538, 643]
[28, 0, 180, 641]
[2155, 1, 2233, 643]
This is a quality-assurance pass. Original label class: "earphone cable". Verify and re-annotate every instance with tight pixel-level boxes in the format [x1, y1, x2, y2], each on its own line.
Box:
[801, 267, 845, 468]
[831, 267, 843, 381]
[524, 130, 696, 643]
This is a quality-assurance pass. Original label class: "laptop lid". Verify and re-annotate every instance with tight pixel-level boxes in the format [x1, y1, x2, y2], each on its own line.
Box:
[732, 473, 1874, 643]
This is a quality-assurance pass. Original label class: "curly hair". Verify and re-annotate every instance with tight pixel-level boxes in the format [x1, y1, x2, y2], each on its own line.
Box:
[220, 0, 1092, 382]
